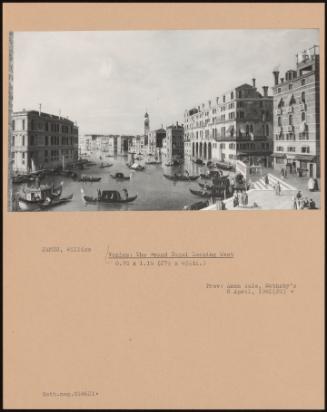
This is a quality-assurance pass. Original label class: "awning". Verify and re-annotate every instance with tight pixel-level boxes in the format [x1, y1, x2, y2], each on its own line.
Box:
[286, 154, 296, 160]
[239, 127, 246, 134]
[271, 153, 286, 158]
[295, 154, 316, 162]
[299, 122, 308, 133]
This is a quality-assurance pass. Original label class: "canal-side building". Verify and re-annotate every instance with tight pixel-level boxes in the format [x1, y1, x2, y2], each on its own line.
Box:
[162, 123, 184, 162]
[117, 135, 133, 156]
[272, 45, 320, 178]
[11, 109, 79, 173]
[147, 128, 166, 157]
[184, 79, 273, 166]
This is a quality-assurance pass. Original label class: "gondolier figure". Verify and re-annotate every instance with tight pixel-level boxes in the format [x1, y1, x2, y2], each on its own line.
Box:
[122, 188, 128, 200]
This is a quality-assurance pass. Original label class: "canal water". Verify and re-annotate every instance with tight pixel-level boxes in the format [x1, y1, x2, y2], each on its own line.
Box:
[12, 155, 226, 212]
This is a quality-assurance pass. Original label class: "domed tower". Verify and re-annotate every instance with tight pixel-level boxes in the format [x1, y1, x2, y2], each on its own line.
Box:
[144, 112, 150, 136]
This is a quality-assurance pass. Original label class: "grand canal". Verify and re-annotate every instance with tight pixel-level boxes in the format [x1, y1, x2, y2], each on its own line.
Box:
[12, 155, 229, 212]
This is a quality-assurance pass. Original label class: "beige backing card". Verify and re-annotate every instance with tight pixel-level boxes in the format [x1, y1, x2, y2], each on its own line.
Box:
[3, 3, 325, 410]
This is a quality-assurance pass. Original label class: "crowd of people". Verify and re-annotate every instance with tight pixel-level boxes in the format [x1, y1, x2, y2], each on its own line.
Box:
[292, 191, 316, 210]
[233, 190, 249, 208]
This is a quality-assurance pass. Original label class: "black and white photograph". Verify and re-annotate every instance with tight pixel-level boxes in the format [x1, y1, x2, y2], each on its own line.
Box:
[9, 29, 321, 212]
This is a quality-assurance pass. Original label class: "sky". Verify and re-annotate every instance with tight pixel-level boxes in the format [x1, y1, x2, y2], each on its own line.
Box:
[13, 30, 319, 135]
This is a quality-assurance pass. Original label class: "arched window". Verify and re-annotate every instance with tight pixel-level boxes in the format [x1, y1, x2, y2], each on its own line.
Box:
[289, 115, 293, 125]
[265, 124, 269, 136]
[278, 117, 281, 126]
[301, 112, 306, 121]
[301, 91, 305, 103]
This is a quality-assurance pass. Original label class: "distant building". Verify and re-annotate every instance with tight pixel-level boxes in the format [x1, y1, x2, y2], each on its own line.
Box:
[11, 109, 78, 173]
[147, 128, 166, 157]
[184, 79, 273, 167]
[129, 135, 144, 154]
[272, 45, 320, 178]
[162, 123, 184, 162]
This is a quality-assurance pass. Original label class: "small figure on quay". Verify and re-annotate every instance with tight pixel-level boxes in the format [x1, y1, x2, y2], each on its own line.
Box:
[292, 195, 297, 210]
[233, 193, 239, 208]
[244, 191, 248, 206]
[309, 199, 316, 209]
[308, 177, 315, 191]
[97, 188, 102, 200]
[275, 182, 281, 196]
[265, 174, 269, 186]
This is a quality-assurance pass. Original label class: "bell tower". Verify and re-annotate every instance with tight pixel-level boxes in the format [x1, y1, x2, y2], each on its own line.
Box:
[144, 111, 150, 136]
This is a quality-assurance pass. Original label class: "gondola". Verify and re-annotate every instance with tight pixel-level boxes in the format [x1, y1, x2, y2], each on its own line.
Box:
[163, 174, 199, 181]
[165, 160, 182, 166]
[200, 173, 212, 180]
[198, 182, 214, 190]
[39, 194, 74, 210]
[100, 162, 113, 168]
[215, 161, 234, 171]
[184, 200, 209, 210]
[79, 175, 102, 182]
[81, 188, 137, 204]
[189, 188, 212, 198]
[127, 163, 145, 171]
[110, 172, 131, 181]
[17, 182, 64, 211]
[193, 158, 205, 165]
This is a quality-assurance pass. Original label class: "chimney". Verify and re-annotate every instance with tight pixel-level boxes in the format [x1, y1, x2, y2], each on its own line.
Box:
[262, 86, 268, 97]
[38, 103, 42, 116]
[176, 121, 179, 126]
[252, 78, 256, 88]
[273, 70, 279, 85]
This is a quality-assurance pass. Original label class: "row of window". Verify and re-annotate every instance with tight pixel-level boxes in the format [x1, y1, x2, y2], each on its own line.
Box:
[277, 112, 306, 126]
[11, 119, 76, 134]
[276, 146, 311, 153]
[277, 92, 306, 108]
[276, 78, 306, 94]
[12, 135, 78, 146]
[187, 123, 269, 140]
[275, 132, 311, 141]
